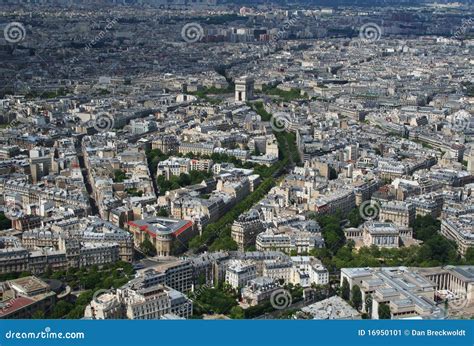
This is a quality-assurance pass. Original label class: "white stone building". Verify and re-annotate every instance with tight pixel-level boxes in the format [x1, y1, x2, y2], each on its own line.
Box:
[225, 260, 257, 289]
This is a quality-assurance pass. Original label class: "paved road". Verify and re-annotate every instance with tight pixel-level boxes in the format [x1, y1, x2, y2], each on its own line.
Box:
[74, 135, 99, 215]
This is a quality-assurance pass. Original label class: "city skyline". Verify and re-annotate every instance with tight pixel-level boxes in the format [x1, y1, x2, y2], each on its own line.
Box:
[0, 0, 473, 323]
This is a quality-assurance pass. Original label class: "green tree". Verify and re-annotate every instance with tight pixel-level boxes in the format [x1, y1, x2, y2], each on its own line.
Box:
[157, 207, 169, 217]
[351, 285, 362, 311]
[179, 173, 191, 186]
[229, 306, 244, 319]
[341, 277, 350, 301]
[31, 310, 45, 319]
[328, 167, 338, 180]
[348, 208, 363, 228]
[20, 271, 31, 278]
[51, 300, 74, 318]
[113, 169, 127, 183]
[79, 270, 102, 290]
[378, 303, 391, 319]
[365, 294, 373, 317]
[140, 236, 157, 257]
[0, 212, 12, 230]
[43, 266, 53, 279]
[76, 291, 94, 306]
[66, 306, 87, 319]
[125, 188, 143, 197]
[465, 247, 474, 265]
[192, 287, 237, 316]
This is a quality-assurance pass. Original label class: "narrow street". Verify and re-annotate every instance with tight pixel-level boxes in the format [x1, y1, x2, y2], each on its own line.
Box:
[75, 137, 99, 215]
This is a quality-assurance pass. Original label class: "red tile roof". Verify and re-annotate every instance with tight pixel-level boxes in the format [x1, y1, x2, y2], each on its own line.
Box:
[0, 296, 35, 317]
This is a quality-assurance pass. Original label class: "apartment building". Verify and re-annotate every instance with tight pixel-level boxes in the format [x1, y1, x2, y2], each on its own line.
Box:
[379, 201, 416, 227]
[406, 193, 443, 218]
[135, 261, 194, 294]
[256, 228, 325, 255]
[152, 135, 179, 154]
[0, 229, 124, 275]
[231, 210, 265, 251]
[84, 284, 192, 320]
[178, 142, 214, 156]
[440, 215, 474, 256]
[241, 277, 280, 306]
[291, 256, 329, 287]
[225, 260, 257, 289]
[262, 259, 293, 283]
[156, 157, 212, 180]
